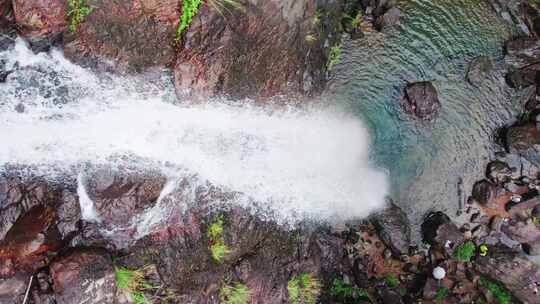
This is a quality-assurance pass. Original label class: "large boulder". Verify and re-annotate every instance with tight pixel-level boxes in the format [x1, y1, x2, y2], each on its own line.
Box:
[174, 0, 343, 100]
[521, 2, 540, 38]
[12, 0, 68, 38]
[475, 244, 540, 304]
[370, 201, 411, 257]
[50, 248, 117, 304]
[421, 212, 463, 254]
[0, 273, 29, 304]
[400, 81, 441, 121]
[504, 37, 540, 88]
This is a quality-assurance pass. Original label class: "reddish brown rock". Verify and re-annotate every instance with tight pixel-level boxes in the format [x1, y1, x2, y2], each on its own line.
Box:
[12, 0, 68, 38]
[401, 81, 441, 121]
[174, 0, 343, 100]
[50, 248, 117, 304]
[63, 0, 180, 72]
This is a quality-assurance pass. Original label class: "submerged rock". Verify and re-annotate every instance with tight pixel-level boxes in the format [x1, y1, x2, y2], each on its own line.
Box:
[466, 56, 493, 87]
[401, 81, 441, 121]
[375, 7, 402, 30]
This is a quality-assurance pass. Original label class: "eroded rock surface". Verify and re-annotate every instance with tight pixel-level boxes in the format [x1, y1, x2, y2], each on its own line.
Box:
[401, 81, 441, 121]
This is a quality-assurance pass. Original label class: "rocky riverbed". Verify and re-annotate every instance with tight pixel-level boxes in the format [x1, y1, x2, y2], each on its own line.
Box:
[2, 0, 540, 303]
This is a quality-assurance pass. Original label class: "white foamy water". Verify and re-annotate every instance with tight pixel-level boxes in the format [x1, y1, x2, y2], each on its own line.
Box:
[0, 39, 389, 222]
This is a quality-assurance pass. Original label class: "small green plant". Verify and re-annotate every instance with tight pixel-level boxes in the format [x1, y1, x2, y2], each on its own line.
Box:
[176, 0, 244, 41]
[435, 287, 449, 302]
[330, 279, 372, 302]
[208, 215, 230, 262]
[479, 277, 512, 304]
[327, 45, 341, 70]
[67, 0, 94, 33]
[342, 13, 359, 29]
[288, 273, 321, 304]
[115, 267, 151, 304]
[220, 283, 252, 304]
[313, 10, 322, 26]
[454, 241, 476, 262]
[384, 273, 407, 296]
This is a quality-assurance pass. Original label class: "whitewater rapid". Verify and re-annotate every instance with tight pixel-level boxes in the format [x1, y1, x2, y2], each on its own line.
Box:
[0, 39, 389, 222]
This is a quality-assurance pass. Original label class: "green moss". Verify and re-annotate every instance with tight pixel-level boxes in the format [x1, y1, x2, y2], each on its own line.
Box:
[305, 34, 317, 44]
[479, 277, 512, 304]
[288, 273, 321, 304]
[435, 287, 449, 302]
[454, 241, 476, 262]
[114, 267, 151, 304]
[220, 283, 252, 304]
[67, 0, 94, 33]
[208, 215, 230, 262]
[327, 45, 341, 70]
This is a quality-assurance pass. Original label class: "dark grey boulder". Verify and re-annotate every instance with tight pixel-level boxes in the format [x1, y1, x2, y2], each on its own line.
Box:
[401, 81, 441, 121]
[371, 201, 411, 257]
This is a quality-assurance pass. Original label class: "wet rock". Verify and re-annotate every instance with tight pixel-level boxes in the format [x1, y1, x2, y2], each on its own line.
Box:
[476, 244, 540, 303]
[371, 201, 411, 257]
[490, 215, 504, 233]
[504, 123, 540, 166]
[27, 32, 63, 54]
[504, 37, 540, 88]
[0, 273, 28, 304]
[84, 167, 166, 227]
[400, 81, 441, 121]
[521, 2, 540, 38]
[466, 56, 493, 87]
[174, 0, 343, 99]
[63, 0, 179, 72]
[375, 7, 402, 30]
[377, 285, 404, 304]
[502, 219, 540, 250]
[486, 160, 512, 184]
[12, 0, 68, 38]
[50, 248, 117, 304]
[421, 212, 463, 254]
[471, 180, 497, 207]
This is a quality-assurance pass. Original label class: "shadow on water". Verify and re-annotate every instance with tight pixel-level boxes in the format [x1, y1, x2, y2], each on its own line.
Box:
[329, 0, 523, 227]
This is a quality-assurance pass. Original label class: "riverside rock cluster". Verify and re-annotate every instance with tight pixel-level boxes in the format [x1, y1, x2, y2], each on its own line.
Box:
[1, 0, 540, 303]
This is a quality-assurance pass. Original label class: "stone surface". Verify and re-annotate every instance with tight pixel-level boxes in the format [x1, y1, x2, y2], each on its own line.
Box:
[50, 248, 117, 304]
[174, 0, 343, 100]
[12, 0, 68, 38]
[400, 81, 441, 121]
[476, 244, 540, 304]
[370, 201, 411, 257]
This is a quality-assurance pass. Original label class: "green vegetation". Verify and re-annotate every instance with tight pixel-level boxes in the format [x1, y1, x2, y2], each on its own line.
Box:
[220, 283, 252, 304]
[327, 45, 341, 70]
[287, 273, 322, 304]
[454, 241, 476, 262]
[342, 13, 359, 29]
[384, 273, 407, 296]
[115, 266, 152, 304]
[176, 0, 244, 41]
[67, 0, 94, 33]
[208, 215, 230, 262]
[435, 287, 449, 302]
[479, 277, 512, 304]
[305, 34, 317, 44]
[330, 279, 371, 302]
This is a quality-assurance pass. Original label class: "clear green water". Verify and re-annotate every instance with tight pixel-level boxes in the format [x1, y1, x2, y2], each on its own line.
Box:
[331, 0, 522, 225]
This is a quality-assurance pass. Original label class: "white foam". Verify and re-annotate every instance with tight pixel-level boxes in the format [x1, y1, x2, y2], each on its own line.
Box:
[0, 39, 389, 222]
[76, 173, 101, 222]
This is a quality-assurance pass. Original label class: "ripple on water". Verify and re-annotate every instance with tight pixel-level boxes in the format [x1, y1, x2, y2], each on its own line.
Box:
[331, 0, 521, 227]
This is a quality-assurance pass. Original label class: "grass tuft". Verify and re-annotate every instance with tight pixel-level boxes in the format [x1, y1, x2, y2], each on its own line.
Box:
[288, 273, 321, 304]
[115, 266, 151, 304]
[67, 0, 94, 33]
[208, 215, 230, 262]
[327, 45, 341, 70]
[435, 287, 449, 302]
